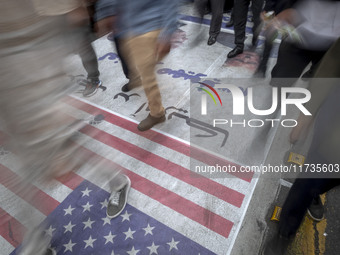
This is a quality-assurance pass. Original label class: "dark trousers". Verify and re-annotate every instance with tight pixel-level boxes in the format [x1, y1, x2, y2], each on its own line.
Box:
[79, 31, 130, 81]
[257, 27, 278, 71]
[76, 6, 100, 81]
[271, 38, 326, 87]
[197, 0, 225, 36]
[279, 86, 340, 237]
[233, 0, 264, 48]
[78, 30, 100, 80]
[259, 39, 272, 69]
[113, 36, 129, 79]
[224, 0, 234, 11]
[279, 178, 340, 237]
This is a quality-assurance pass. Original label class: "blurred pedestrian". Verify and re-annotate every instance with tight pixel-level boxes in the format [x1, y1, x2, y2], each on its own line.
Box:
[263, 37, 340, 255]
[227, 0, 264, 58]
[269, 0, 340, 87]
[95, 0, 179, 131]
[0, 1, 130, 254]
[196, 0, 225, 45]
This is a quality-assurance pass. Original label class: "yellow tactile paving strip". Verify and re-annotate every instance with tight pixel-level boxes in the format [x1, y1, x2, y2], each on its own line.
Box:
[287, 194, 327, 255]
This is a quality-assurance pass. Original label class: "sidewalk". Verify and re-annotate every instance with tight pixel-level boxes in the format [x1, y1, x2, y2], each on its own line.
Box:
[1, 3, 338, 255]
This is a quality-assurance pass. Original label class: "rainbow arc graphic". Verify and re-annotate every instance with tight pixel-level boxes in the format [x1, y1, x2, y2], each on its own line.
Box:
[197, 82, 222, 106]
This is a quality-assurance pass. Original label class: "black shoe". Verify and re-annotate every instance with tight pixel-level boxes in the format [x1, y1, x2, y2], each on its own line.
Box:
[121, 82, 141, 92]
[307, 196, 324, 221]
[207, 35, 217, 46]
[138, 114, 166, 131]
[225, 20, 234, 27]
[227, 47, 243, 58]
[122, 83, 131, 92]
[262, 234, 290, 255]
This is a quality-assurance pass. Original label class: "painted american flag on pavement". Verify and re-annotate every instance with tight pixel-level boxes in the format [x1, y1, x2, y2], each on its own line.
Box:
[10, 180, 215, 255]
[0, 96, 257, 255]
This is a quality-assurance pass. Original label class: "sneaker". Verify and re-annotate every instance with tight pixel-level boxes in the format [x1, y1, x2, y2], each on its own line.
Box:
[83, 79, 102, 97]
[107, 175, 131, 218]
[307, 196, 324, 221]
[137, 113, 166, 131]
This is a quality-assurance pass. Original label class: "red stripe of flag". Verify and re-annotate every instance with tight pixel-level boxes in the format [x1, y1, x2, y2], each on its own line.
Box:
[0, 130, 84, 192]
[0, 208, 25, 247]
[55, 172, 84, 190]
[0, 142, 234, 241]
[65, 96, 253, 182]
[80, 124, 245, 208]
[0, 164, 59, 216]
[76, 145, 234, 238]
[0, 164, 83, 249]
[127, 170, 233, 238]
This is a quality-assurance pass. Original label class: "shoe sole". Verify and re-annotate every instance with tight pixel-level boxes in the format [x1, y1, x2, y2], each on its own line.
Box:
[106, 175, 131, 219]
[307, 209, 324, 222]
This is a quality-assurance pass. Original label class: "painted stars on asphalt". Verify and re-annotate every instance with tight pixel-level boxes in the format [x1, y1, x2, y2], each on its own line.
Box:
[44, 184, 186, 254]
[167, 237, 180, 251]
[143, 224, 155, 236]
[127, 246, 140, 255]
[100, 198, 108, 209]
[82, 217, 95, 230]
[44, 225, 55, 237]
[82, 201, 93, 212]
[63, 240, 76, 252]
[63, 205, 75, 216]
[81, 187, 92, 197]
[120, 210, 132, 222]
[64, 221, 76, 233]
[84, 235, 97, 249]
[102, 216, 112, 226]
[104, 231, 116, 244]
[123, 227, 136, 240]
[147, 242, 160, 255]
